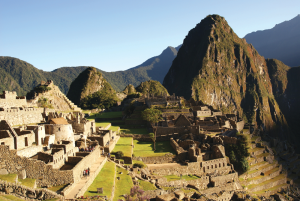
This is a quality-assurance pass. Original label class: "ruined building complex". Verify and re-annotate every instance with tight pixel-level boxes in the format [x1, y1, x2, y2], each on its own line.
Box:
[0, 88, 119, 200]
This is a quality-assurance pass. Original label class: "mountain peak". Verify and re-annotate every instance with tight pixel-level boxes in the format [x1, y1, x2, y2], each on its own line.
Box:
[163, 15, 287, 132]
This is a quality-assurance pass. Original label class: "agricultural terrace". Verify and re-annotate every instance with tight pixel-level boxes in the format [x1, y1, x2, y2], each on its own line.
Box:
[112, 137, 133, 157]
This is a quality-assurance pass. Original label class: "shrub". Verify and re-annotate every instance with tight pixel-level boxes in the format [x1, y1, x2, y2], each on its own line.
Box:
[133, 161, 146, 168]
[115, 151, 124, 158]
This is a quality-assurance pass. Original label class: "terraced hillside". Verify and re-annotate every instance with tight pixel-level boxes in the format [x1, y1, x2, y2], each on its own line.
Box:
[239, 130, 290, 197]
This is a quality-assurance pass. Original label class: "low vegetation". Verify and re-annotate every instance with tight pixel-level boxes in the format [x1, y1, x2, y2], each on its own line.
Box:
[18, 178, 36, 188]
[0, 174, 17, 183]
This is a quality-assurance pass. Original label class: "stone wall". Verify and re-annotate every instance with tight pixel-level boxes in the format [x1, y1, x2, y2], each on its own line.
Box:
[150, 162, 201, 176]
[71, 145, 101, 184]
[16, 132, 35, 150]
[16, 145, 43, 158]
[201, 158, 228, 173]
[0, 134, 14, 150]
[0, 145, 73, 187]
[160, 109, 189, 113]
[162, 112, 193, 119]
[133, 155, 176, 164]
[0, 108, 44, 126]
[75, 157, 107, 198]
[0, 91, 27, 108]
[157, 176, 210, 190]
[0, 180, 64, 200]
[201, 182, 237, 195]
[210, 172, 238, 187]
[156, 127, 186, 136]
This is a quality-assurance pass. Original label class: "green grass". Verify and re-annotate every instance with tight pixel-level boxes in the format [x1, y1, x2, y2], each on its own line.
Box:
[133, 140, 176, 157]
[96, 111, 123, 119]
[109, 126, 120, 133]
[138, 180, 156, 190]
[113, 167, 133, 201]
[112, 137, 132, 157]
[120, 128, 148, 135]
[0, 194, 27, 201]
[0, 174, 17, 183]
[164, 175, 199, 181]
[95, 122, 110, 128]
[48, 184, 69, 192]
[18, 178, 36, 188]
[84, 161, 115, 198]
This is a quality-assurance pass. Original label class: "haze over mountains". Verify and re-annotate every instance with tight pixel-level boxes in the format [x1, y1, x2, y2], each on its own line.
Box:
[244, 14, 300, 67]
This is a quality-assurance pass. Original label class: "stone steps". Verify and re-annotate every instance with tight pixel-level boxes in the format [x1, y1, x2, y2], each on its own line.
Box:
[249, 147, 265, 156]
[248, 173, 287, 192]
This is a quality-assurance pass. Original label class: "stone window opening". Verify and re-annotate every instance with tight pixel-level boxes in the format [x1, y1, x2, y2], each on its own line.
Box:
[223, 163, 225, 167]
[215, 164, 217, 168]
[211, 165, 213, 169]
[219, 163, 221, 167]
[1, 142, 4, 145]
[207, 166, 209, 170]
[58, 127, 61, 131]
[25, 137, 28, 146]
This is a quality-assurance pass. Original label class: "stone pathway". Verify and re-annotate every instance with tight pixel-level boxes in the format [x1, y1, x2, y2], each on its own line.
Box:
[65, 156, 107, 199]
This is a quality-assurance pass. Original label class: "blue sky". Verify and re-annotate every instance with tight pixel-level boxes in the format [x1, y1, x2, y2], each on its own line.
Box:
[1, 0, 299, 72]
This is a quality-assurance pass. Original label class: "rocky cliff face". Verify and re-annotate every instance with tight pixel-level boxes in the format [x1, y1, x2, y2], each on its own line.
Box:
[67, 67, 115, 106]
[163, 15, 288, 134]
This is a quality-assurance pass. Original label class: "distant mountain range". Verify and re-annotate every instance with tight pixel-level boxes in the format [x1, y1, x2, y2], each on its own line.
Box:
[0, 15, 299, 97]
[0, 45, 180, 96]
[0, 56, 86, 96]
[244, 15, 300, 67]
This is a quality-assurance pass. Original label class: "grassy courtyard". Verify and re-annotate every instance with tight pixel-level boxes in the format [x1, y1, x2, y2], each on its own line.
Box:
[84, 161, 115, 198]
[133, 140, 176, 157]
[113, 167, 133, 201]
[112, 137, 133, 157]
[0, 174, 17, 183]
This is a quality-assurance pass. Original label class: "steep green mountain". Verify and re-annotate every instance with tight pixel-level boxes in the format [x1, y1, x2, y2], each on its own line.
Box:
[244, 15, 300, 67]
[0, 56, 87, 95]
[67, 67, 118, 109]
[136, 80, 169, 96]
[163, 15, 288, 135]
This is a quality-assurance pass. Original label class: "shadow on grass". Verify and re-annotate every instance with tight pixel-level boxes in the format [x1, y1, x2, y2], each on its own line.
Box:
[135, 141, 176, 154]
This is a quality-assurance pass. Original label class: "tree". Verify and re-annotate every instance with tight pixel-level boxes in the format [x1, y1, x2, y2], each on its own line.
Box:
[141, 108, 162, 150]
